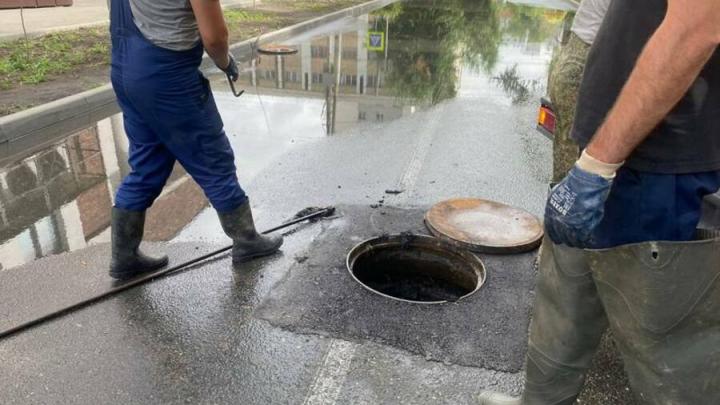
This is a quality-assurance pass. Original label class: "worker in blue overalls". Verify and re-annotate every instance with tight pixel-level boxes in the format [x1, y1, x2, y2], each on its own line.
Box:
[108, 0, 282, 280]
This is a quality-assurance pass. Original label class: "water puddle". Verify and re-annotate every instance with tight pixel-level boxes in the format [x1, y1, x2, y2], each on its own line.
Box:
[0, 0, 569, 271]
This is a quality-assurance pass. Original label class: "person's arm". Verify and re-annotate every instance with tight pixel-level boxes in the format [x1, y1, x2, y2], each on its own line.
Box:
[190, 0, 230, 70]
[585, 0, 720, 164]
[544, 0, 720, 248]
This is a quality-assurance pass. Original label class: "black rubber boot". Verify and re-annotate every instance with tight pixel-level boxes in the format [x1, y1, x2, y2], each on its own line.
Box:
[590, 234, 720, 404]
[109, 207, 169, 280]
[218, 200, 283, 263]
[479, 238, 608, 405]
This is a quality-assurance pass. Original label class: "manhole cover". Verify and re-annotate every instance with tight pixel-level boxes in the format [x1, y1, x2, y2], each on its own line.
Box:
[347, 234, 486, 304]
[425, 198, 543, 254]
[257, 44, 299, 55]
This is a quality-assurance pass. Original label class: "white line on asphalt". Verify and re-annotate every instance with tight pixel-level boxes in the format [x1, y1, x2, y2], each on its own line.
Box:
[303, 339, 358, 405]
[387, 104, 446, 205]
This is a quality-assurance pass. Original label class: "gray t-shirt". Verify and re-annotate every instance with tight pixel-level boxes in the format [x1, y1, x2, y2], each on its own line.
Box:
[129, 0, 200, 51]
[571, 0, 611, 45]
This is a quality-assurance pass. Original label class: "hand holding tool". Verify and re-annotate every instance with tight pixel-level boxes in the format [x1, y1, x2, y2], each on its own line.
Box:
[219, 53, 244, 97]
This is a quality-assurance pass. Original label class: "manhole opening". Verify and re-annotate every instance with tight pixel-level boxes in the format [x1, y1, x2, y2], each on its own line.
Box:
[348, 235, 484, 304]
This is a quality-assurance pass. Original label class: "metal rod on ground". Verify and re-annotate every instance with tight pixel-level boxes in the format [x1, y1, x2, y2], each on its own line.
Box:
[0, 207, 335, 341]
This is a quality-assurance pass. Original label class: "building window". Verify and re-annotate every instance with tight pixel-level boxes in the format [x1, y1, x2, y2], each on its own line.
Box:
[311, 46, 329, 58]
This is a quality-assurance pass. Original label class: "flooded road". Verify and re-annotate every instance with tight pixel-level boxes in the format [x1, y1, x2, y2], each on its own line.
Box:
[0, 2, 636, 405]
[1, 0, 563, 272]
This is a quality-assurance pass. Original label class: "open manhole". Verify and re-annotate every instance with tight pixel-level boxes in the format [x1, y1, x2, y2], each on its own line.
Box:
[347, 234, 486, 304]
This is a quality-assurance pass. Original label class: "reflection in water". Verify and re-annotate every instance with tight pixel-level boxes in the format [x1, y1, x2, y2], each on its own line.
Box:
[492, 64, 540, 104]
[0, 0, 567, 272]
[238, 0, 564, 132]
[0, 127, 109, 271]
[0, 118, 209, 271]
[383, 0, 501, 104]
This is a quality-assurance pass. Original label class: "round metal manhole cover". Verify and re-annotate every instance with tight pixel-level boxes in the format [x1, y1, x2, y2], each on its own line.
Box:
[346, 234, 486, 304]
[425, 198, 544, 254]
[257, 44, 299, 55]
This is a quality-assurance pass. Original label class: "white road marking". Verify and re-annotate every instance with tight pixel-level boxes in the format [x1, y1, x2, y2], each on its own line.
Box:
[303, 339, 358, 405]
[387, 104, 446, 205]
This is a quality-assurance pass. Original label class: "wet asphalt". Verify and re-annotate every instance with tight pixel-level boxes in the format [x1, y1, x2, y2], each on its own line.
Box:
[0, 4, 635, 403]
[0, 71, 632, 405]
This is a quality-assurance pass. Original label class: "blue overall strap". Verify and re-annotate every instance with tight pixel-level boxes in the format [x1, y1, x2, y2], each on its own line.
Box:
[109, 0, 138, 38]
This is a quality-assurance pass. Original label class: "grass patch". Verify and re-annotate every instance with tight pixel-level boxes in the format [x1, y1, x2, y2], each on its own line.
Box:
[0, 26, 110, 88]
[266, 0, 361, 13]
[0, 1, 362, 91]
[224, 9, 287, 42]
[224, 9, 275, 24]
[0, 0, 367, 116]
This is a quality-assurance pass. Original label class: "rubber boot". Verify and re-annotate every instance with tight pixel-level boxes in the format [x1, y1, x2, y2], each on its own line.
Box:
[589, 234, 720, 404]
[479, 238, 608, 405]
[109, 207, 169, 280]
[218, 200, 283, 263]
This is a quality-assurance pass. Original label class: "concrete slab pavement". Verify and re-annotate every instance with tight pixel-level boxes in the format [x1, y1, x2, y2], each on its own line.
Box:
[0, 0, 259, 41]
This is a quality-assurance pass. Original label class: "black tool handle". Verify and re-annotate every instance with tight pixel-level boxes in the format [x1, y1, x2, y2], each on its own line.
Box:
[228, 76, 245, 97]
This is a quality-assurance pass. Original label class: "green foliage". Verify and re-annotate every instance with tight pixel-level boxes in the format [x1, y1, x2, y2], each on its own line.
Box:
[492, 64, 538, 104]
[383, 0, 501, 105]
[264, 0, 361, 13]
[0, 26, 109, 86]
[371, 2, 404, 21]
[224, 9, 274, 25]
[500, 3, 566, 43]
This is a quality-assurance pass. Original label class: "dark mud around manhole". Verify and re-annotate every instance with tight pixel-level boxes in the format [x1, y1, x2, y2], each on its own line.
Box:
[348, 235, 485, 304]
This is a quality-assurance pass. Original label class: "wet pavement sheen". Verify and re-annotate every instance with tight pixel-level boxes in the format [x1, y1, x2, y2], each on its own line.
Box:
[0, 1, 635, 404]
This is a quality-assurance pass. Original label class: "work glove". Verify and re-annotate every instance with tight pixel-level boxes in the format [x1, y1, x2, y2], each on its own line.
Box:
[544, 150, 623, 248]
[219, 53, 239, 82]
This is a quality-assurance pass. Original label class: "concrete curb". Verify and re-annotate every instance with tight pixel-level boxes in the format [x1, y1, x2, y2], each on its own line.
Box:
[0, 0, 397, 165]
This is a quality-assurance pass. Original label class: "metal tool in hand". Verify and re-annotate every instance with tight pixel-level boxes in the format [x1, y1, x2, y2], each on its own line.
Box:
[221, 53, 245, 97]
[227, 76, 245, 97]
[224, 44, 297, 97]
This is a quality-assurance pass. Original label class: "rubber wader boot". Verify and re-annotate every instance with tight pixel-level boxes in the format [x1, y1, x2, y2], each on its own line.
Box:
[218, 200, 283, 263]
[109, 207, 169, 280]
[479, 238, 608, 405]
[589, 234, 720, 404]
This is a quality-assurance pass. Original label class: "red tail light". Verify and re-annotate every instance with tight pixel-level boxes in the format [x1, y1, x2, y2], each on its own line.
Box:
[537, 98, 556, 139]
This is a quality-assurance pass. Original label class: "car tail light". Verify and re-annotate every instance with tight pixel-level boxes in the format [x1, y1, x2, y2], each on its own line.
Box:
[537, 99, 556, 139]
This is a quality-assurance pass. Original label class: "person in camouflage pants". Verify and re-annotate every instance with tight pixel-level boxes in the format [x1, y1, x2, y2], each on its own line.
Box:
[548, 31, 590, 182]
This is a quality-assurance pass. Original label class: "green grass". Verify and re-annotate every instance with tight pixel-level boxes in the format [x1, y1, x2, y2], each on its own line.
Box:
[266, 0, 361, 13]
[0, 0, 365, 105]
[224, 9, 275, 24]
[0, 26, 110, 88]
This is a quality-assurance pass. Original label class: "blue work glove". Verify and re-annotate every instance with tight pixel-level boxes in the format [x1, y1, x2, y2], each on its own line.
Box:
[219, 54, 239, 82]
[545, 151, 621, 248]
